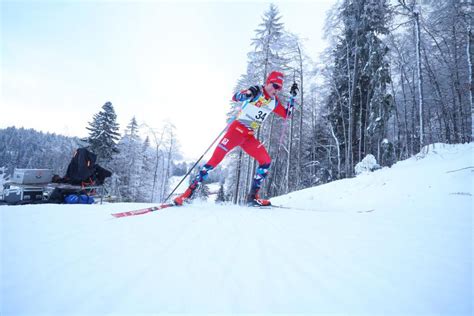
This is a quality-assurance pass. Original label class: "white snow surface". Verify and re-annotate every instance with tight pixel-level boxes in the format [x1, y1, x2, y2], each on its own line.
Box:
[1, 143, 472, 315]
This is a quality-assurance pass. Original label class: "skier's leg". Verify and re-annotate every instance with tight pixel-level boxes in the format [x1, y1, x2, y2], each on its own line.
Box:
[241, 137, 272, 206]
[174, 121, 247, 205]
[206, 121, 251, 167]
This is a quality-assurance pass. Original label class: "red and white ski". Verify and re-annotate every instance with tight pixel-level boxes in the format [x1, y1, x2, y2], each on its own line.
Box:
[111, 203, 175, 218]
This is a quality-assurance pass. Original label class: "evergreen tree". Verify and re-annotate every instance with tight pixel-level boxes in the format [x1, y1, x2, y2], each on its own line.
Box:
[325, 0, 392, 177]
[249, 3, 287, 80]
[0, 166, 10, 190]
[194, 183, 210, 202]
[85, 101, 120, 163]
[216, 183, 226, 203]
[390, 0, 472, 150]
[0, 127, 79, 176]
[113, 117, 143, 202]
[138, 136, 155, 202]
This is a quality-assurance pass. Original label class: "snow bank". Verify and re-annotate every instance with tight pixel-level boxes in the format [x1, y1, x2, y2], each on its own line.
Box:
[274, 142, 473, 214]
[354, 154, 380, 175]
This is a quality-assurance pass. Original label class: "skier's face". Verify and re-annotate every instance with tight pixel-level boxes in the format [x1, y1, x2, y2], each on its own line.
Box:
[264, 82, 282, 97]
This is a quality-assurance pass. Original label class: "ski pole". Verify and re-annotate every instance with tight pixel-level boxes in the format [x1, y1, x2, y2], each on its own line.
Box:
[163, 125, 228, 203]
[163, 100, 251, 203]
[278, 74, 298, 147]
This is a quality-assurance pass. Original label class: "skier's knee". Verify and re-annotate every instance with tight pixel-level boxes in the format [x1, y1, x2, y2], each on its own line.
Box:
[256, 163, 271, 177]
[197, 164, 213, 182]
[258, 156, 272, 166]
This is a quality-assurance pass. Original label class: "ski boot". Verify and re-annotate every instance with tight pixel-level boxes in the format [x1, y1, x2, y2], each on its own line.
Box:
[173, 164, 213, 206]
[174, 185, 196, 205]
[247, 189, 271, 207]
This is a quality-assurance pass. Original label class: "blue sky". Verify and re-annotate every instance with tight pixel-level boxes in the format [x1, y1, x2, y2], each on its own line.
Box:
[1, 0, 333, 159]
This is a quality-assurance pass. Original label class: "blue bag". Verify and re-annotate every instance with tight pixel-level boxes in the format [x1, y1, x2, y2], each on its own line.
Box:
[65, 194, 94, 204]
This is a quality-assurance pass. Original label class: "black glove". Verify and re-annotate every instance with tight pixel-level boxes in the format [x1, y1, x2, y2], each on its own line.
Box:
[290, 82, 299, 97]
[246, 85, 261, 99]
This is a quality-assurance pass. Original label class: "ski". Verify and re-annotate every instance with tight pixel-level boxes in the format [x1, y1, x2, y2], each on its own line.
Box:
[266, 204, 293, 210]
[111, 202, 319, 218]
[252, 204, 316, 212]
[111, 203, 175, 218]
[247, 204, 295, 210]
[258, 204, 299, 210]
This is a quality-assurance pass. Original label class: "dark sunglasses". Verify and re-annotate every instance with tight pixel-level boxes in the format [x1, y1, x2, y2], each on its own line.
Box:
[272, 83, 282, 90]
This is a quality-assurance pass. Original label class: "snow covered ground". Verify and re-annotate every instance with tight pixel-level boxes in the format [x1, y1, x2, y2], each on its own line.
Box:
[1, 143, 472, 315]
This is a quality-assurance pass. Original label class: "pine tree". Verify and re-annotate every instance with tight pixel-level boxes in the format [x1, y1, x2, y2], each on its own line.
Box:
[0, 166, 10, 190]
[113, 117, 143, 202]
[249, 3, 287, 80]
[0, 126, 79, 176]
[138, 136, 155, 202]
[85, 101, 120, 163]
[194, 183, 210, 202]
[325, 0, 392, 177]
[216, 183, 226, 203]
[385, 0, 472, 156]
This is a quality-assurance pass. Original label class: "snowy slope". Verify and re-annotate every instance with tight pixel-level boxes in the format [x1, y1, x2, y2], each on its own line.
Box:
[1, 143, 472, 315]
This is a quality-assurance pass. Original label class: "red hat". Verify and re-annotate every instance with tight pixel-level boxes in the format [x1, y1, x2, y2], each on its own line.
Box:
[266, 71, 284, 86]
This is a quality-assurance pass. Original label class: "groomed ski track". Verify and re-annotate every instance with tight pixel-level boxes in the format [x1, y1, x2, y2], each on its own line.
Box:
[2, 200, 470, 315]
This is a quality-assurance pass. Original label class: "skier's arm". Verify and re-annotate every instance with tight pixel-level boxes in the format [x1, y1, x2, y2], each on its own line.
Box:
[273, 96, 296, 119]
[232, 86, 261, 102]
[273, 82, 299, 118]
[273, 82, 298, 118]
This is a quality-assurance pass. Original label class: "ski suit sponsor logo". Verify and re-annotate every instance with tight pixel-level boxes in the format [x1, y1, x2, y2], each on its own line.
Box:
[253, 96, 271, 108]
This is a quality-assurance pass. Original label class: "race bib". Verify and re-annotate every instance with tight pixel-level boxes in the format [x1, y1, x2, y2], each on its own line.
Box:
[238, 96, 276, 129]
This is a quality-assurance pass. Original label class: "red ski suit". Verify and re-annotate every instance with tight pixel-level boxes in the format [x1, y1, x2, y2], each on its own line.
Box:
[206, 87, 291, 168]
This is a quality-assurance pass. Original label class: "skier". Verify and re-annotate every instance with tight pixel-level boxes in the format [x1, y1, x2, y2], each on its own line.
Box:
[174, 71, 298, 206]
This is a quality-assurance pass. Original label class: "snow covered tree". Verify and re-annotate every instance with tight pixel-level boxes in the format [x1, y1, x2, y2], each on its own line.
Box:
[137, 136, 155, 202]
[264, 32, 308, 195]
[145, 127, 166, 202]
[397, 0, 425, 149]
[248, 4, 287, 82]
[85, 101, 120, 164]
[386, 0, 472, 158]
[160, 123, 178, 202]
[111, 117, 143, 201]
[0, 126, 79, 176]
[194, 183, 210, 202]
[216, 183, 226, 203]
[0, 166, 10, 190]
[354, 154, 380, 175]
[324, 0, 392, 178]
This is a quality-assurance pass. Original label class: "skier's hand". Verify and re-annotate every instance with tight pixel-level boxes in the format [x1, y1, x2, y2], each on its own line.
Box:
[290, 82, 299, 97]
[287, 97, 296, 116]
[246, 85, 261, 99]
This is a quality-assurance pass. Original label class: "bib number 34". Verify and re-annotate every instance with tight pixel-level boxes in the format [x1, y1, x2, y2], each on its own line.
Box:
[255, 111, 267, 121]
